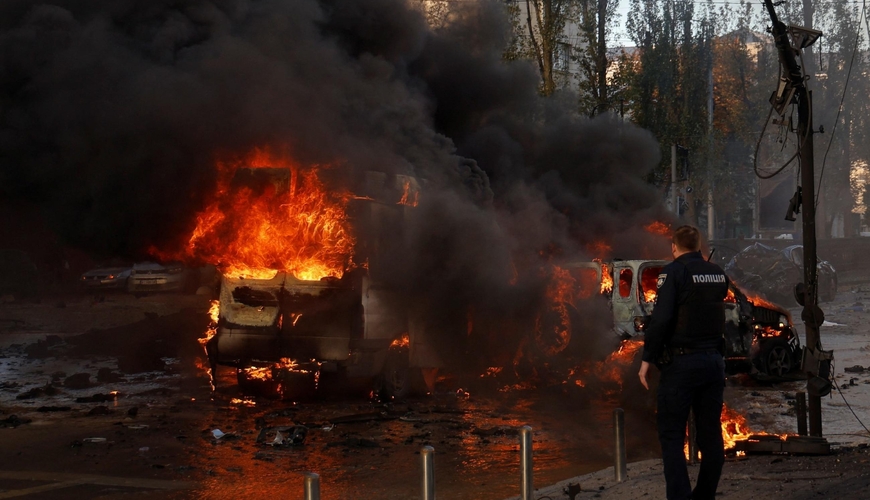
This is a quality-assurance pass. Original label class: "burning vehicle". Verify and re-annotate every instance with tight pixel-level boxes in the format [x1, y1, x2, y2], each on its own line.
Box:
[565, 259, 801, 378]
[209, 267, 430, 398]
[161, 153, 439, 398]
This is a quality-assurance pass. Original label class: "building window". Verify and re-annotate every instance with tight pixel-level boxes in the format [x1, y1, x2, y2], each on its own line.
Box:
[555, 43, 570, 72]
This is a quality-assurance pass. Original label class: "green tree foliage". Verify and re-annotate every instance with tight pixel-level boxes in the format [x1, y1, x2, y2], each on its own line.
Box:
[512, 0, 581, 95]
[623, 0, 714, 220]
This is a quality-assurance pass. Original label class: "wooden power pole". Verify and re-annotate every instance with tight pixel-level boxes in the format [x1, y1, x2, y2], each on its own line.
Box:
[762, 0, 825, 436]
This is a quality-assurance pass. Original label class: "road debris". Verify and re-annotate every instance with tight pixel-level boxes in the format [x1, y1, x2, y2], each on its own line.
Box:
[0, 414, 31, 428]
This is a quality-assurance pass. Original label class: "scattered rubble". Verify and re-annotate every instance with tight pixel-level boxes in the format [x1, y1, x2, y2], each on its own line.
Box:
[86, 405, 112, 416]
[0, 414, 31, 428]
[63, 372, 91, 389]
[75, 393, 115, 403]
[23, 335, 66, 358]
[15, 383, 59, 400]
[36, 406, 72, 412]
[97, 367, 123, 382]
[256, 425, 308, 446]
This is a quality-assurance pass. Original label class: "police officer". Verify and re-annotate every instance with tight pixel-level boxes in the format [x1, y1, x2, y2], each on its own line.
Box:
[638, 225, 729, 500]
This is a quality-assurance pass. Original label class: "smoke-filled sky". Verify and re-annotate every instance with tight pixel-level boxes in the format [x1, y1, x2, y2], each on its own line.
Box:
[0, 0, 673, 369]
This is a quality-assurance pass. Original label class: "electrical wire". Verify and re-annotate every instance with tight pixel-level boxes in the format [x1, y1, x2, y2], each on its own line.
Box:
[832, 376, 870, 437]
[753, 35, 821, 181]
[816, 2, 866, 209]
[752, 96, 809, 180]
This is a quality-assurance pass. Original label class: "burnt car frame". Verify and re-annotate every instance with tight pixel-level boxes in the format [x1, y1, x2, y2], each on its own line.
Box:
[564, 260, 801, 378]
[206, 173, 438, 398]
[723, 243, 837, 305]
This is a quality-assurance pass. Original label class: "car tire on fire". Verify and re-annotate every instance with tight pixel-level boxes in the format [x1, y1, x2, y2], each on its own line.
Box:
[758, 338, 794, 377]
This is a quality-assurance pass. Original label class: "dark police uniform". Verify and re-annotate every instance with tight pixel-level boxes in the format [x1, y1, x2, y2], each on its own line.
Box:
[642, 250, 730, 500]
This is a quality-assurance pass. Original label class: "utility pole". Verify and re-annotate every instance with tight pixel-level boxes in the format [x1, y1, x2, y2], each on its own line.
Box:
[763, 0, 824, 436]
[706, 29, 715, 241]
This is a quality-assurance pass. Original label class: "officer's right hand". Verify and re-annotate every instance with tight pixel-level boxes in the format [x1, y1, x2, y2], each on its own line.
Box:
[638, 361, 650, 390]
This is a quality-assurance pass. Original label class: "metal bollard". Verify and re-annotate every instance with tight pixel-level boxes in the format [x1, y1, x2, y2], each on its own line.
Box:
[796, 392, 808, 436]
[688, 409, 699, 464]
[421, 445, 435, 500]
[519, 425, 533, 500]
[613, 408, 627, 482]
[303, 472, 320, 500]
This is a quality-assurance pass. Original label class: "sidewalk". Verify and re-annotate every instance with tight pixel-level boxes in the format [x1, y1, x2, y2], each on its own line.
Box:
[506, 445, 870, 499]
[509, 284, 870, 499]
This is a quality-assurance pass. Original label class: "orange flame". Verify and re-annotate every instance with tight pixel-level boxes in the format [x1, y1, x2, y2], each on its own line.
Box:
[597, 261, 613, 295]
[640, 266, 662, 303]
[534, 265, 577, 355]
[242, 365, 273, 381]
[720, 404, 758, 450]
[198, 300, 221, 390]
[168, 148, 355, 281]
[744, 292, 780, 311]
[685, 404, 782, 458]
[390, 333, 410, 349]
[397, 180, 419, 207]
[571, 267, 601, 299]
[200, 299, 220, 347]
[598, 339, 644, 388]
[587, 240, 612, 257]
[645, 221, 671, 236]
[238, 358, 312, 384]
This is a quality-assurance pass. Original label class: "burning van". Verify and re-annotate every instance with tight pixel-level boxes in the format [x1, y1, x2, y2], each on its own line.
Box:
[183, 155, 438, 398]
[208, 268, 432, 397]
[566, 259, 801, 378]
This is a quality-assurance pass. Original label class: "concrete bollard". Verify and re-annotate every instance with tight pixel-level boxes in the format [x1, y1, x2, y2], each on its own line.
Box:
[614, 408, 627, 482]
[303, 472, 320, 500]
[519, 425, 533, 500]
[421, 445, 435, 500]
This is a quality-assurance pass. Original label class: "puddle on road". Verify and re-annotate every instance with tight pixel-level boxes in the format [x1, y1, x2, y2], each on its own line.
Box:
[172, 372, 660, 500]
[1, 339, 659, 500]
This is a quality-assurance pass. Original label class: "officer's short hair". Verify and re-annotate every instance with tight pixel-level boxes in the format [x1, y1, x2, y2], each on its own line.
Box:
[672, 225, 701, 252]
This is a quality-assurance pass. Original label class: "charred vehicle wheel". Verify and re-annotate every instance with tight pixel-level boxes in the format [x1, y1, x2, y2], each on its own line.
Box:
[759, 338, 793, 377]
[380, 348, 411, 399]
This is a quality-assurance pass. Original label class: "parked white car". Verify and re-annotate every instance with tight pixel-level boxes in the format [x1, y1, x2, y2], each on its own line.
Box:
[128, 261, 190, 295]
[80, 265, 132, 291]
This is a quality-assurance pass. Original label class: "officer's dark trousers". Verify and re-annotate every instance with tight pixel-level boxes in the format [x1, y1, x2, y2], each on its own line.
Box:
[656, 351, 726, 500]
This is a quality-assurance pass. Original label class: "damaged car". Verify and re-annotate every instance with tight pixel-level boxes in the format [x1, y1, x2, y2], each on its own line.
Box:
[205, 172, 439, 399]
[564, 259, 801, 378]
[724, 243, 837, 305]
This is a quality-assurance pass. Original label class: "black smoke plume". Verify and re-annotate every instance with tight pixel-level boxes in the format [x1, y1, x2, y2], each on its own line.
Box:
[0, 0, 671, 378]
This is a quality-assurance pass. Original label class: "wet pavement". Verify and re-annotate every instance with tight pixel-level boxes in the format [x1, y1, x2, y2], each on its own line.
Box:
[0, 292, 660, 499]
